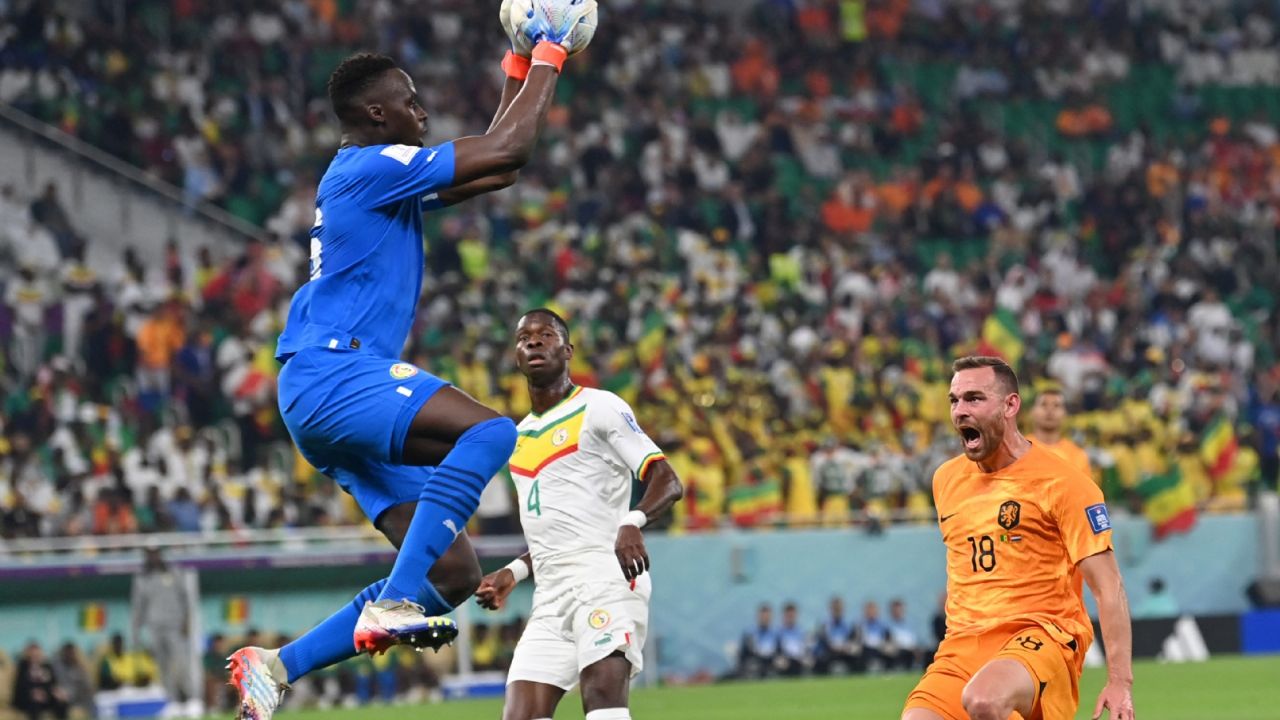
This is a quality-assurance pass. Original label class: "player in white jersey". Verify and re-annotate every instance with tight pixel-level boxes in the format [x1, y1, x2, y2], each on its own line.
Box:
[475, 309, 684, 720]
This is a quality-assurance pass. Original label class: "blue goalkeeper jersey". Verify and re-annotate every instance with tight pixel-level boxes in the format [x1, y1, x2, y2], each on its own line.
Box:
[276, 141, 457, 361]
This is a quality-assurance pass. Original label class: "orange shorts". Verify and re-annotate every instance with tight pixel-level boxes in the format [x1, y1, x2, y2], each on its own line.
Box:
[904, 624, 1080, 720]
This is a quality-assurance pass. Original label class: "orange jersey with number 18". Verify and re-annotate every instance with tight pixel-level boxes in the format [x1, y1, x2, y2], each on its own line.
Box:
[932, 442, 1113, 655]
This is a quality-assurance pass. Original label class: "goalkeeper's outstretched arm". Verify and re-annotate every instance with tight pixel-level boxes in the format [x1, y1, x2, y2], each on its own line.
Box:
[449, 59, 558, 189]
[446, 0, 596, 191]
[436, 75, 526, 206]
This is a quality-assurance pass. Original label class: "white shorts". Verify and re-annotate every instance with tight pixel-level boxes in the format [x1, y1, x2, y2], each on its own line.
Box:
[506, 572, 652, 690]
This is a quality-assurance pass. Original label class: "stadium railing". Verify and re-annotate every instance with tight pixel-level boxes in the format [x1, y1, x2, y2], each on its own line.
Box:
[0, 102, 263, 259]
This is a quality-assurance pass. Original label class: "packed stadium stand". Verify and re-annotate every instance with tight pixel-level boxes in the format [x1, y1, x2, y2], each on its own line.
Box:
[1, 0, 1278, 549]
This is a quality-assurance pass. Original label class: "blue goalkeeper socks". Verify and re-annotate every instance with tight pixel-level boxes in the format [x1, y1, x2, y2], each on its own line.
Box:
[277, 417, 514, 683]
[378, 416, 516, 605]
[279, 579, 386, 683]
[277, 573, 457, 681]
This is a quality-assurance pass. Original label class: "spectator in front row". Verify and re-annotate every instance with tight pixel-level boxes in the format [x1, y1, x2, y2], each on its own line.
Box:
[50, 642, 94, 719]
[203, 633, 233, 714]
[885, 597, 923, 670]
[815, 596, 861, 674]
[97, 633, 157, 690]
[13, 641, 69, 720]
[776, 602, 811, 676]
[736, 603, 779, 679]
[859, 600, 890, 672]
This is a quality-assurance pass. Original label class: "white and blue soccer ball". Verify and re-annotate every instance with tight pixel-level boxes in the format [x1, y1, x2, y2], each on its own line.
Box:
[509, 0, 599, 56]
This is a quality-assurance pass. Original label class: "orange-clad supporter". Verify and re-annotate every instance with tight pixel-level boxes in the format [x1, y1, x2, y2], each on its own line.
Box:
[822, 176, 877, 233]
[136, 301, 185, 371]
[922, 165, 954, 204]
[1028, 386, 1092, 477]
[1145, 158, 1179, 199]
[891, 95, 925, 137]
[903, 357, 1134, 720]
[732, 39, 778, 98]
[878, 167, 919, 216]
[953, 167, 984, 214]
[866, 0, 909, 39]
[806, 69, 833, 99]
[1056, 109, 1088, 137]
[93, 488, 138, 535]
[797, 2, 833, 39]
[1082, 103, 1113, 134]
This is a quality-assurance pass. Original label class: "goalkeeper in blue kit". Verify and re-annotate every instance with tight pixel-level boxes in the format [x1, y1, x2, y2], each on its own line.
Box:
[226, 3, 598, 718]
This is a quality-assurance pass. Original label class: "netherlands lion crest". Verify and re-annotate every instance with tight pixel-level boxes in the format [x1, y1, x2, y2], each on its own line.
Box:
[998, 500, 1021, 530]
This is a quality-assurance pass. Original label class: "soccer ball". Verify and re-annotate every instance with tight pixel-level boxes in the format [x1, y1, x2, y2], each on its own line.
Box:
[509, 0, 599, 57]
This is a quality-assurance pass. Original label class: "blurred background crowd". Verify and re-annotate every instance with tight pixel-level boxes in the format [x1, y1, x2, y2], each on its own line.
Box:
[2, 0, 1280, 543]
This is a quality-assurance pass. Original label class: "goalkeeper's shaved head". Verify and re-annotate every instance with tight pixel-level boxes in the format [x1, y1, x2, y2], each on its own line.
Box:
[327, 52, 427, 147]
[328, 53, 399, 124]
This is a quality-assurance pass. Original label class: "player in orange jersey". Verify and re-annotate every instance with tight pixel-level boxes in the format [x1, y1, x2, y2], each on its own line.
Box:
[903, 357, 1135, 720]
[1028, 386, 1091, 477]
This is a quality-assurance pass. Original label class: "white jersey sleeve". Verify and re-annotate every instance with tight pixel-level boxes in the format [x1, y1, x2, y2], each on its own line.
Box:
[588, 392, 666, 479]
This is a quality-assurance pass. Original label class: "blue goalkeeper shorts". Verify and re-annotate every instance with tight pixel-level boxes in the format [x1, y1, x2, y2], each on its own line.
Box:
[277, 345, 449, 522]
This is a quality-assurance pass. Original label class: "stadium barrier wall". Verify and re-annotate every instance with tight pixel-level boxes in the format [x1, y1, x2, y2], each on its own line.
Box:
[0, 514, 1260, 679]
[643, 513, 1260, 677]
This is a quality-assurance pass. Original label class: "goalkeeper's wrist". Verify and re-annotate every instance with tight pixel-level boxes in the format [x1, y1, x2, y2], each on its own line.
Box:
[620, 510, 648, 529]
[504, 558, 530, 583]
[531, 41, 568, 73]
[502, 50, 531, 81]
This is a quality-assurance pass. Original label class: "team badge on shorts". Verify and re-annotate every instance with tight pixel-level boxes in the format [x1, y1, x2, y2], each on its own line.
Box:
[998, 500, 1021, 530]
[552, 427, 569, 447]
[588, 609, 611, 629]
[389, 363, 419, 380]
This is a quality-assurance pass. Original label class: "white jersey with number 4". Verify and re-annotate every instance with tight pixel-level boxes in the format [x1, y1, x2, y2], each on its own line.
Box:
[509, 386, 665, 591]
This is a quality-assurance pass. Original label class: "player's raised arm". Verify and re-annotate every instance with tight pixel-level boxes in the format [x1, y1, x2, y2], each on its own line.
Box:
[1079, 550, 1136, 720]
[435, 0, 536, 206]
[435, 76, 525, 206]
[448, 1, 597, 189]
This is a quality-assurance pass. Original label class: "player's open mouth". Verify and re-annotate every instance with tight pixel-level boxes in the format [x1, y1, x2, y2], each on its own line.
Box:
[525, 354, 547, 367]
[959, 427, 982, 450]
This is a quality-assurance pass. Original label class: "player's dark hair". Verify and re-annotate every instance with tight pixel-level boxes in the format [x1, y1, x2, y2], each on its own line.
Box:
[328, 53, 398, 123]
[521, 308, 571, 343]
[952, 355, 1020, 396]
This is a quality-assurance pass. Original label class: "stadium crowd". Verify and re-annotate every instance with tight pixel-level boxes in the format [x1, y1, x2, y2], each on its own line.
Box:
[1, 0, 1280, 541]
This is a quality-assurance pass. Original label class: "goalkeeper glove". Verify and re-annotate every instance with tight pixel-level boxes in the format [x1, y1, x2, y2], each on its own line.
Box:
[510, 0, 599, 72]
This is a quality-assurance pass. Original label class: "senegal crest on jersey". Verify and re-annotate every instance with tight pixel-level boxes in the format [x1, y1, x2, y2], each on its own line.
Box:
[389, 363, 419, 379]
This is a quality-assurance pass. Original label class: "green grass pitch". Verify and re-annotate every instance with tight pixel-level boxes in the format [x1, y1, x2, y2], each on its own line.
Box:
[237, 655, 1278, 719]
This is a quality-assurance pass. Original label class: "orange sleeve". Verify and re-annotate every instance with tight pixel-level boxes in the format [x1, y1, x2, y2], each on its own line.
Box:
[1049, 463, 1114, 566]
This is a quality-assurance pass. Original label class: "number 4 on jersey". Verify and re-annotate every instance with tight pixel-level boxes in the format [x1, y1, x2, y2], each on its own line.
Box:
[527, 479, 542, 517]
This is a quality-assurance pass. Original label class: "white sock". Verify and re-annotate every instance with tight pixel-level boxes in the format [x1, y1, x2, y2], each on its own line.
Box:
[585, 709, 631, 720]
